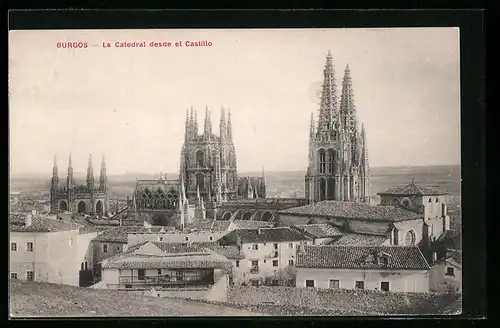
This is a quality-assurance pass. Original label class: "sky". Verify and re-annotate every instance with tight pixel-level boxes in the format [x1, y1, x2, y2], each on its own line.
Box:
[9, 28, 460, 176]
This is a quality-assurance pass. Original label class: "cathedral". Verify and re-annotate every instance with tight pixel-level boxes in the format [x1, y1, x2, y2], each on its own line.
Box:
[50, 155, 109, 216]
[305, 50, 370, 204]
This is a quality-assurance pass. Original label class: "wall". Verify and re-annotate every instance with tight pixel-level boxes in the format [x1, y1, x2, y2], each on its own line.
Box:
[10, 232, 50, 282]
[226, 286, 459, 315]
[47, 229, 80, 286]
[392, 219, 425, 246]
[233, 240, 310, 284]
[295, 268, 429, 293]
[93, 241, 125, 266]
[101, 268, 119, 286]
[429, 261, 462, 292]
[205, 274, 229, 302]
[77, 232, 99, 270]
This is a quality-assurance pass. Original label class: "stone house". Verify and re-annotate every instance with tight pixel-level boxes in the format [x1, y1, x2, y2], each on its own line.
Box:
[99, 240, 233, 290]
[218, 227, 312, 285]
[295, 245, 431, 293]
[9, 212, 89, 286]
[429, 249, 462, 292]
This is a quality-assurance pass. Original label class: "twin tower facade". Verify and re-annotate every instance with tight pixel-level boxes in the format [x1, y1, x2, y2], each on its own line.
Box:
[305, 51, 370, 203]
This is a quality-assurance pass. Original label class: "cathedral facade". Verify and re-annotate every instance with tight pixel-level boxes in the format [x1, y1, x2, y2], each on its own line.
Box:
[50, 155, 109, 216]
[305, 51, 370, 204]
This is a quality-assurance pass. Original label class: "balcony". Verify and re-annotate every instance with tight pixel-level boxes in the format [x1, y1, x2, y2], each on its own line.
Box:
[264, 252, 279, 259]
[250, 267, 260, 274]
[118, 274, 214, 289]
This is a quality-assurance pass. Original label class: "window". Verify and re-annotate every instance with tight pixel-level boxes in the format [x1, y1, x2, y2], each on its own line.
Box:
[209, 237, 213, 241]
[103, 244, 108, 253]
[26, 242, 34, 252]
[159, 237, 163, 241]
[318, 149, 326, 173]
[273, 243, 278, 249]
[84, 261, 88, 270]
[327, 149, 335, 173]
[158, 269, 162, 275]
[381, 281, 390, 292]
[235, 260, 240, 268]
[428, 198, 432, 203]
[264, 260, 267, 264]
[10, 273, 18, 279]
[176, 271, 184, 281]
[435, 198, 439, 203]
[251, 260, 259, 267]
[402, 198, 411, 208]
[81, 262, 84, 270]
[446, 267, 455, 276]
[26, 271, 34, 281]
[11, 242, 17, 251]
[329, 280, 340, 289]
[252, 244, 259, 250]
[288, 243, 293, 248]
[138, 269, 145, 281]
[355, 281, 364, 290]
[378, 256, 389, 266]
[116, 246, 120, 252]
[305, 280, 315, 287]
[405, 230, 416, 246]
[288, 260, 294, 266]
[273, 260, 278, 267]
[296, 244, 300, 250]
[185, 237, 189, 241]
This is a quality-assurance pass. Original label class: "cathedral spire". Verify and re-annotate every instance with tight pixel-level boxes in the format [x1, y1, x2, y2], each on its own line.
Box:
[67, 154, 74, 186]
[219, 106, 227, 141]
[99, 154, 107, 191]
[340, 63, 357, 135]
[310, 112, 315, 138]
[51, 154, 59, 187]
[194, 108, 198, 136]
[227, 109, 233, 142]
[317, 50, 338, 134]
[184, 108, 189, 142]
[204, 106, 213, 137]
[86, 154, 95, 190]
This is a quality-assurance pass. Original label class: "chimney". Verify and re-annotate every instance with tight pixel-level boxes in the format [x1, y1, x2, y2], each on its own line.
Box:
[31, 209, 37, 216]
[299, 242, 306, 254]
[25, 214, 33, 227]
[432, 252, 437, 263]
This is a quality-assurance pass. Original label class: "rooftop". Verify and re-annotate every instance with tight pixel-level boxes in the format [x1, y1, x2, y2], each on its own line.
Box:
[10, 214, 83, 233]
[377, 181, 447, 196]
[332, 233, 389, 246]
[93, 226, 168, 243]
[296, 245, 430, 271]
[278, 201, 423, 222]
[291, 223, 343, 239]
[231, 227, 309, 244]
[231, 220, 274, 229]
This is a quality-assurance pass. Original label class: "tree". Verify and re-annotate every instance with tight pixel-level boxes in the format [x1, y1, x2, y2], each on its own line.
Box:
[270, 266, 297, 286]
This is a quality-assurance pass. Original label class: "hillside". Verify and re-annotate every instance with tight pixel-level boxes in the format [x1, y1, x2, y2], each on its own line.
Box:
[9, 280, 263, 317]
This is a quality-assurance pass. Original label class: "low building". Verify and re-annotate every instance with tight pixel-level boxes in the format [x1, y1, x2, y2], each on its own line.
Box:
[218, 227, 312, 285]
[429, 249, 462, 292]
[295, 245, 431, 293]
[290, 223, 344, 245]
[127, 229, 230, 248]
[9, 212, 83, 286]
[99, 241, 233, 290]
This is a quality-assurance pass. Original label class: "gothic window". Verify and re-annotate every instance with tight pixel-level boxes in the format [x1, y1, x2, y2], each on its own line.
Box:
[402, 198, 411, 208]
[327, 178, 335, 200]
[405, 230, 416, 246]
[391, 198, 400, 206]
[318, 149, 326, 174]
[195, 150, 204, 167]
[327, 149, 335, 173]
[319, 178, 326, 201]
[196, 173, 205, 190]
[435, 197, 439, 203]
[428, 198, 432, 203]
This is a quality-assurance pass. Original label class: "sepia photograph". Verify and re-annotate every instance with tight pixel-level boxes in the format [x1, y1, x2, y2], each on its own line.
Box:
[9, 27, 462, 317]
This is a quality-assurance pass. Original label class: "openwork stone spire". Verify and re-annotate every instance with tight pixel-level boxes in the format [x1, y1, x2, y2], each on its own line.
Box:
[86, 154, 94, 189]
[316, 49, 338, 134]
[340, 64, 357, 135]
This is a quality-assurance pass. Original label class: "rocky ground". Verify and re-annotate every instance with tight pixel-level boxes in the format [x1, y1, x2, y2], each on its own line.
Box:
[9, 280, 263, 317]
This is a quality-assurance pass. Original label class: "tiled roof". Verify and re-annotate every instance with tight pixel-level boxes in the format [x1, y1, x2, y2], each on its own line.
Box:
[208, 245, 245, 260]
[101, 253, 232, 270]
[10, 215, 82, 233]
[185, 220, 232, 232]
[278, 201, 423, 222]
[297, 245, 430, 270]
[150, 241, 212, 254]
[447, 249, 462, 267]
[231, 220, 274, 229]
[93, 226, 166, 243]
[233, 227, 310, 244]
[377, 182, 447, 196]
[292, 224, 343, 239]
[333, 233, 389, 246]
[211, 221, 232, 231]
